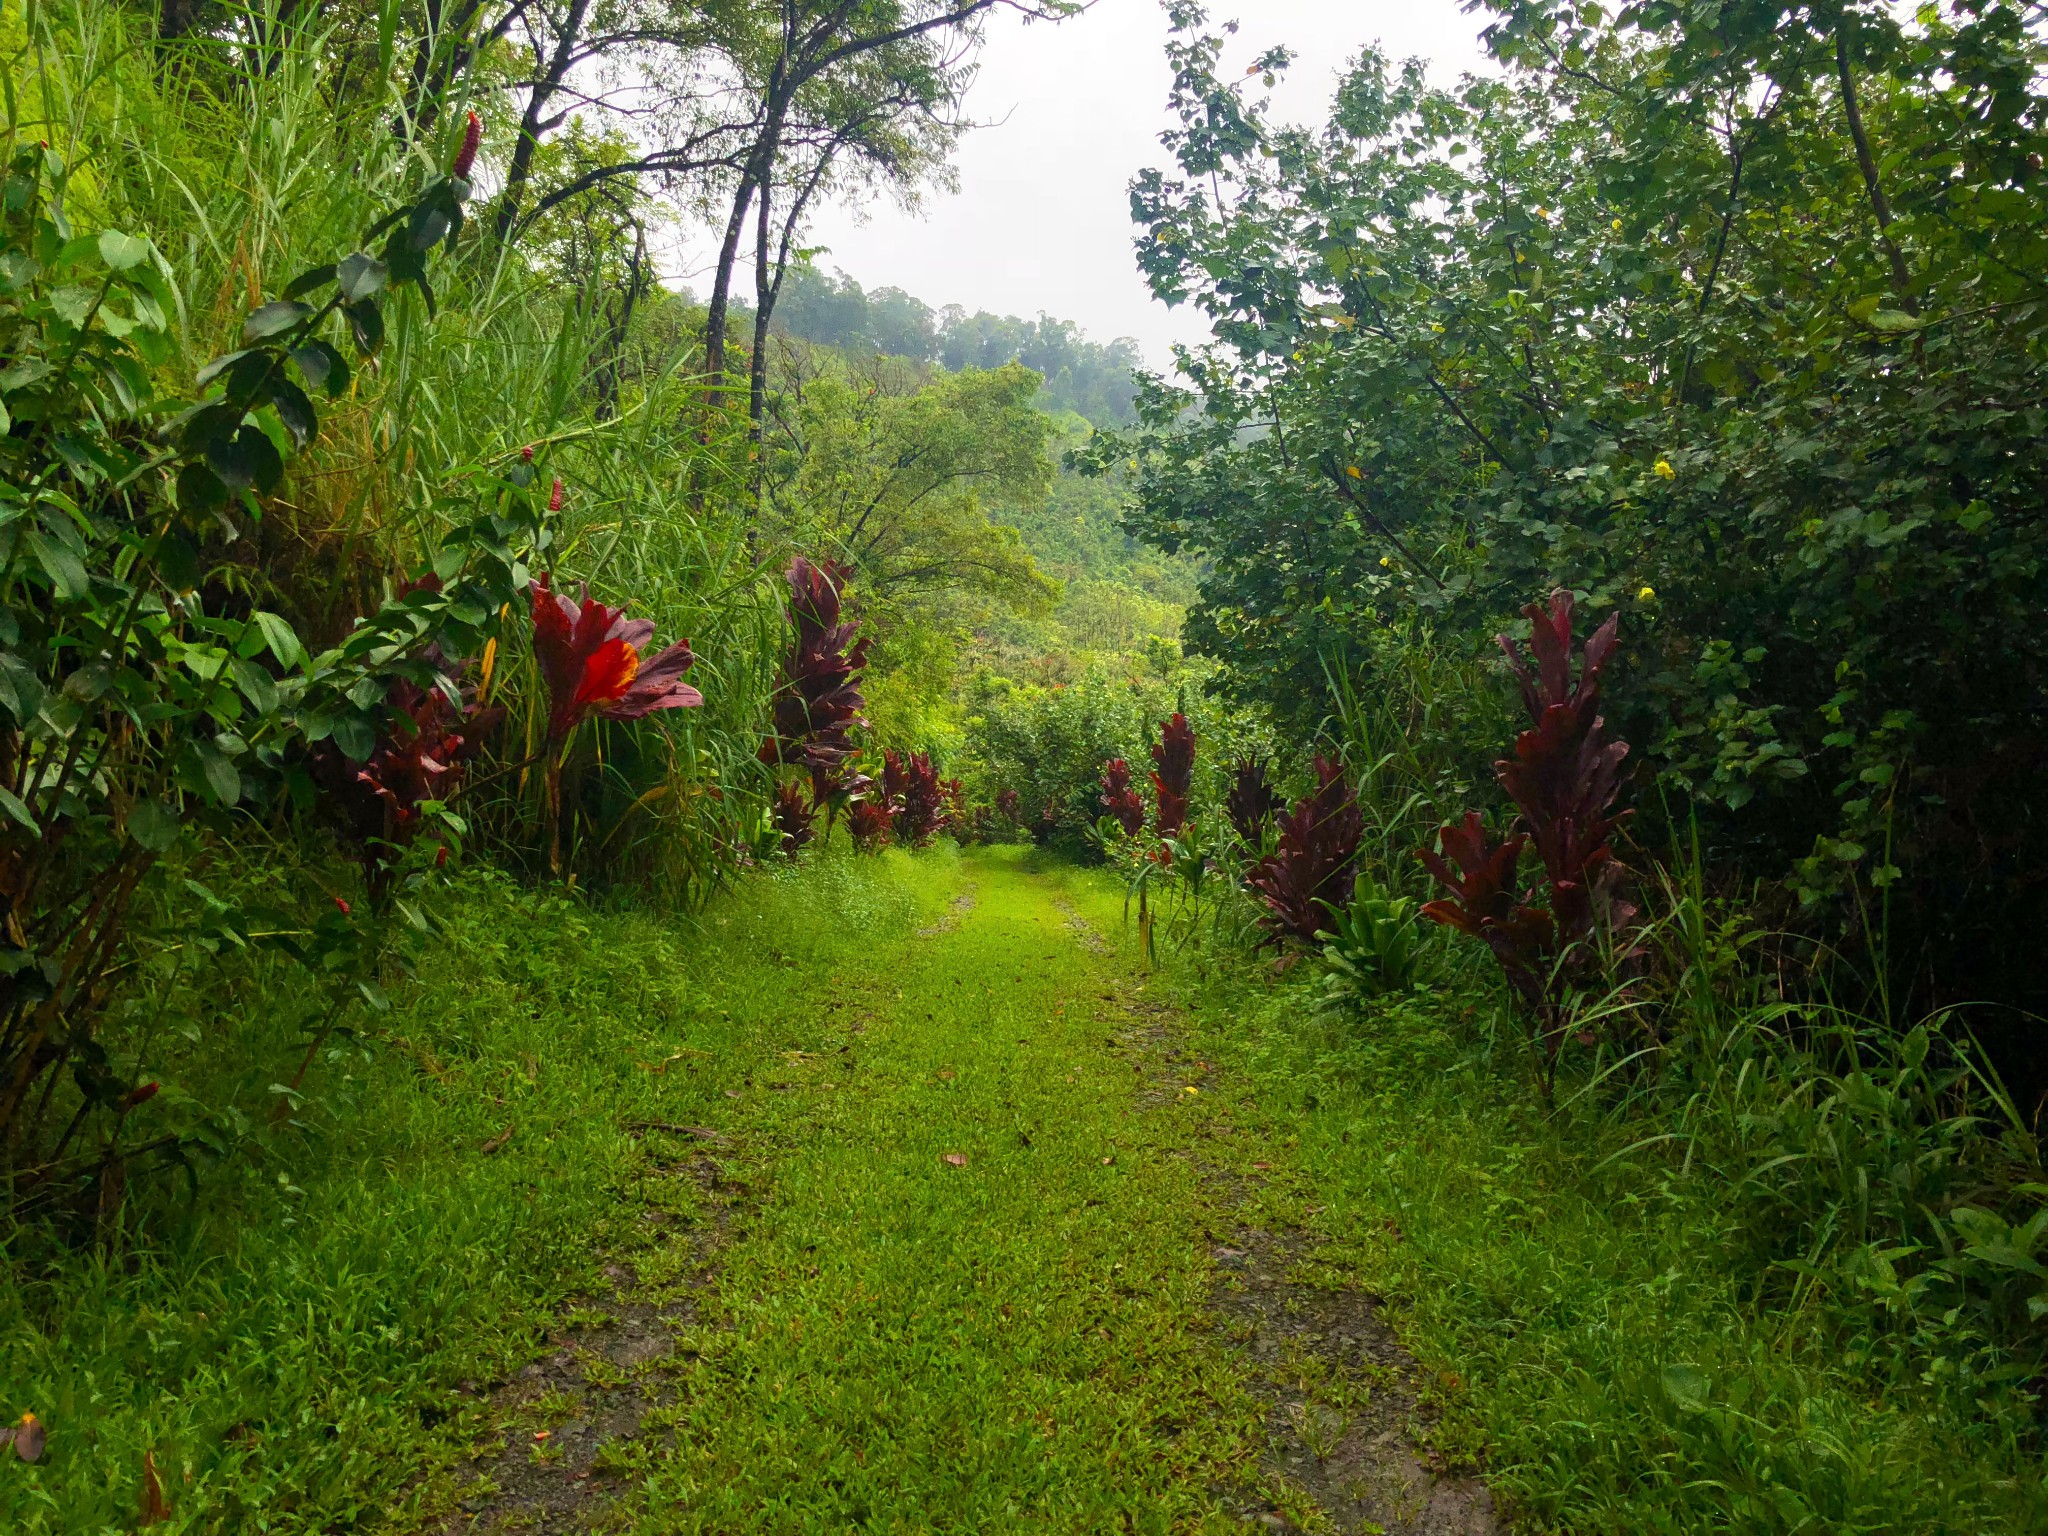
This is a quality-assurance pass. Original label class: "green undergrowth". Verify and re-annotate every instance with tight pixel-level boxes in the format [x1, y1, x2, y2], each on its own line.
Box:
[0, 850, 936, 1531]
[1151, 942, 2048, 1534]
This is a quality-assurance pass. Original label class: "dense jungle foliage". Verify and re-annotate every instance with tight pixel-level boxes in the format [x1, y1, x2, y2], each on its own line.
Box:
[2, 0, 2046, 1529]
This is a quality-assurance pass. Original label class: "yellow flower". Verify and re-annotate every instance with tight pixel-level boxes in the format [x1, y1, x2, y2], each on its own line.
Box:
[1638, 585, 1657, 602]
[1380, 556, 1393, 568]
[1345, 465, 1363, 479]
[1653, 458, 1676, 479]
[1612, 218, 1624, 233]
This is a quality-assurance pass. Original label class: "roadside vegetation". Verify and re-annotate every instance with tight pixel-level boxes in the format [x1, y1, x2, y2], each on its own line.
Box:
[2, 0, 2044, 1531]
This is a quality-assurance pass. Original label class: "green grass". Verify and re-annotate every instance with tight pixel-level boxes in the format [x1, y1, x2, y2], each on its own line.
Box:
[0, 851, 941, 1530]
[1157, 945, 2048, 1534]
[0, 848, 1298, 1532]
[7, 847, 2042, 1533]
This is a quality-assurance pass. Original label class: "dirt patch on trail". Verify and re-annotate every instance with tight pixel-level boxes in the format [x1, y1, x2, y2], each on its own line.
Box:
[1211, 1227, 1497, 1535]
[915, 888, 977, 939]
[1050, 895, 1115, 956]
[430, 1135, 750, 1534]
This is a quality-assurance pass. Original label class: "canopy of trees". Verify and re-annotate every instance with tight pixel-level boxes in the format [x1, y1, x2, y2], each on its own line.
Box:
[1090, 0, 2048, 1059]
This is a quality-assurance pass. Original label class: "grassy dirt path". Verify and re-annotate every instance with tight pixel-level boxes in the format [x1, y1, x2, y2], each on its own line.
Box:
[437, 849, 1494, 1535]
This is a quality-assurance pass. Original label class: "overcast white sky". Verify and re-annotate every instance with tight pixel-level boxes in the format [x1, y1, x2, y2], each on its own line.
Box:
[788, 0, 1496, 364]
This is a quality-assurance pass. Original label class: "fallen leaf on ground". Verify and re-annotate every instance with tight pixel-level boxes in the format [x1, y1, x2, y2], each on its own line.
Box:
[479, 1122, 516, 1155]
[140, 1450, 169, 1523]
[943, 1153, 967, 1167]
[1101, 1156, 1115, 1166]
[12, 1412, 45, 1462]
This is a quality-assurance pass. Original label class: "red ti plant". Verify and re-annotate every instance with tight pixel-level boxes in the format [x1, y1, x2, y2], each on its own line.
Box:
[1226, 757, 1280, 846]
[1099, 758, 1145, 837]
[761, 557, 870, 788]
[1150, 713, 1196, 838]
[996, 788, 1022, 826]
[1418, 591, 1635, 1094]
[772, 778, 816, 857]
[529, 573, 702, 872]
[313, 670, 503, 907]
[1246, 756, 1363, 946]
[847, 793, 893, 852]
[882, 749, 948, 847]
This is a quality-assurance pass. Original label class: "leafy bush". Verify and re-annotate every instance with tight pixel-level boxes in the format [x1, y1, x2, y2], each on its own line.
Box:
[961, 667, 1171, 849]
[882, 749, 947, 847]
[772, 779, 816, 855]
[0, 123, 551, 1195]
[1315, 873, 1425, 1011]
[761, 556, 870, 787]
[1099, 0, 2048, 1078]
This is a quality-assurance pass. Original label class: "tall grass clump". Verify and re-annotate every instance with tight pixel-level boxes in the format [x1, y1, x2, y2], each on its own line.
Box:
[0, 0, 792, 1235]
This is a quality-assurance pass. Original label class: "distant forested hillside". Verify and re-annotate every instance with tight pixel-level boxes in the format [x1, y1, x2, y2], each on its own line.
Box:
[771, 263, 1144, 427]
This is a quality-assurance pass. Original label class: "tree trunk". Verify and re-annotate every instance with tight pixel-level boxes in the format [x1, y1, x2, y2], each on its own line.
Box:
[495, 0, 590, 242]
[703, 54, 789, 408]
[1834, 31, 1916, 314]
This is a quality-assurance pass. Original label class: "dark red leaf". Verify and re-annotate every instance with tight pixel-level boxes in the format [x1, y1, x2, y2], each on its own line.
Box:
[1246, 756, 1362, 946]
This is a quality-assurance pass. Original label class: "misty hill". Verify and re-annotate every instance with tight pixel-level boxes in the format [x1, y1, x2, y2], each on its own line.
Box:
[771, 264, 1143, 429]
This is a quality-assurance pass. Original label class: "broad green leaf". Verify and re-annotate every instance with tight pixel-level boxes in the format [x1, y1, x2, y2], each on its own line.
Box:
[25, 526, 89, 599]
[242, 299, 312, 343]
[97, 229, 149, 271]
[329, 710, 376, 761]
[253, 610, 305, 669]
[283, 262, 338, 299]
[196, 348, 253, 388]
[1660, 1364, 1709, 1413]
[0, 786, 37, 832]
[206, 424, 284, 494]
[291, 339, 350, 398]
[196, 741, 240, 805]
[230, 656, 280, 715]
[128, 798, 180, 851]
[336, 252, 387, 302]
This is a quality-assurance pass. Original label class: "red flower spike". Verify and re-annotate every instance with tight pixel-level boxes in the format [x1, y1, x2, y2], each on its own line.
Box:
[1150, 714, 1195, 838]
[333, 897, 351, 915]
[529, 574, 702, 748]
[1246, 756, 1362, 946]
[547, 478, 564, 513]
[521, 445, 535, 463]
[1099, 759, 1145, 836]
[119, 1082, 160, 1111]
[452, 110, 482, 180]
